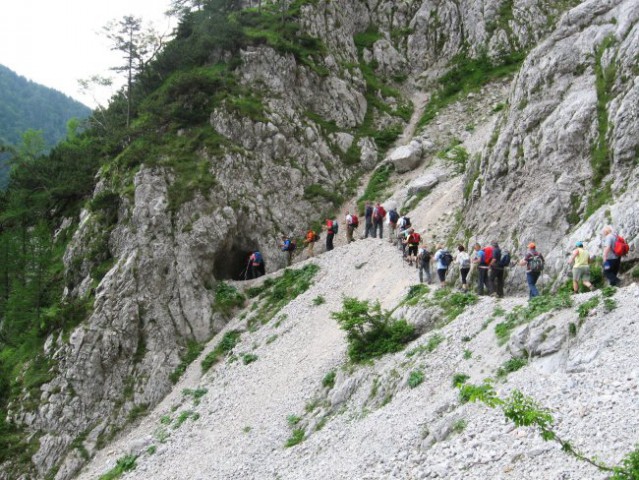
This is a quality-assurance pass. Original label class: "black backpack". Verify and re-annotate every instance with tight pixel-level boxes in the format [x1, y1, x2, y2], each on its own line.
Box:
[420, 249, 431, 267]
[389, 210, 399, 223]
[499, 251, 511, 268]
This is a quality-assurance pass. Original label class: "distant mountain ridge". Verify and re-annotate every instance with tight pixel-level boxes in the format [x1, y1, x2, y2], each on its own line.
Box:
[0, 64, 91, 148]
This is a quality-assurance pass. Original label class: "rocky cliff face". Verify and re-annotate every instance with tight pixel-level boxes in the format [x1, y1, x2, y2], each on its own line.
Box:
[5, 0, 638, 478]
[463, 0, 639, 267]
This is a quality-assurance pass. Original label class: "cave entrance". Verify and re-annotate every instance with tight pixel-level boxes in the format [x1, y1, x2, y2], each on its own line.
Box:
[213, 242, 258, 281]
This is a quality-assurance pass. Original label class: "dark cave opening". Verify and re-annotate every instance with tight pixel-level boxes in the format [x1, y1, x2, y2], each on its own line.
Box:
[213, 242, 258, 281]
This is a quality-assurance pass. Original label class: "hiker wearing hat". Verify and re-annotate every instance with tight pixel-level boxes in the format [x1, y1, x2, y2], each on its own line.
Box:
[519, 242, 544, 298]
[568, 241, 594, 294]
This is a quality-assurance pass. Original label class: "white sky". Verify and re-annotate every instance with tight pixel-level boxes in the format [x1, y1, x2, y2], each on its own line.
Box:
[0, 0, 176, 108]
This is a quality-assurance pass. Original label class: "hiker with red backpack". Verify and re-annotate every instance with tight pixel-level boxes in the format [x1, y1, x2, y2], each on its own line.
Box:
[325, 218, 338, 251]
[372, 202, 386, 238]
[345, 211, 359, 243]
[472, 243, 491, 295]
[519, 242, 545, 298]
[602, 225, 629, 286]
[404, 228, 421, 266]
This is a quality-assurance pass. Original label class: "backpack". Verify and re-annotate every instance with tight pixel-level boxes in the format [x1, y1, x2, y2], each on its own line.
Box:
[482, 246, 494, 266]
[400, 217, 411, 230]
[351, 215, 359, 228]
[528, 252, 544, 272]
[499, 250, 511, 268]
[332, 221, 339, 234]
[282, 239, 295, 252]
[389, 210, 399, 223]
[409, 233, 421, 245]
[252, 251, 263, 265]
[614, 235, 630, 257]
[460, 256, 471, 269]
[419, 249, 431, 267]
[377, 206, 386, 219]
[441, 250, 453, 267]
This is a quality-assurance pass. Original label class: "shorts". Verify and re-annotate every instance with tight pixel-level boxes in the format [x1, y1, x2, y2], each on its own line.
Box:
[437, 268, 447, 282]
[573, 266, 590, 282]
[408, 245, 418, 257]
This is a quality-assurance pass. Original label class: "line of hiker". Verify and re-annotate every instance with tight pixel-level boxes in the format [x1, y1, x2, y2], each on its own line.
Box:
[247, 215, 631, 298]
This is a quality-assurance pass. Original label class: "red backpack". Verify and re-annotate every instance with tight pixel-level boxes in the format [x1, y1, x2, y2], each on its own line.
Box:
[614, 235, 630, 257]
[409, 233, 421, 245]
[482, 246, 494, 265]
[351, 214, 359, 227]
[378, 206, 386, 219]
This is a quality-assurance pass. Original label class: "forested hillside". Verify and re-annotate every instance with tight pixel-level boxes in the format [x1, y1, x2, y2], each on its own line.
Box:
[0, 64, 91, 186]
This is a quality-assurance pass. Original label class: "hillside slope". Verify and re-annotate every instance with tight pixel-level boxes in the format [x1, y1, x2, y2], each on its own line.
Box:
[76, 238, 639, 480]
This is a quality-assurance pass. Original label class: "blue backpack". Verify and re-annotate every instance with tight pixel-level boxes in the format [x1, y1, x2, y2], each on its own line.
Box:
[253, 251, 263, 264]
[389, 209, 399, 223]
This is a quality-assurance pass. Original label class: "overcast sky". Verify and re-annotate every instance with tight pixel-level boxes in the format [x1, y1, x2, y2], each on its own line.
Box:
[0, 0, 175, 108]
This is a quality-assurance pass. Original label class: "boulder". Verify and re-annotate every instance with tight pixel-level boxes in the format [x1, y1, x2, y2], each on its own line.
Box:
[388, 141, 424, 173]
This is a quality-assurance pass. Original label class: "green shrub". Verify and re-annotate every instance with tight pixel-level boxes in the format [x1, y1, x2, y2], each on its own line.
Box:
[452, 418, 467, 434]
[213, 283, 245, 317]
[603, 298, 617, 312]
[331, 297, 418, 363]
[452, 373, 470, 388]
[284, 428, 305, 448]
[408, 370, 425, 388]
[312, 295, 326, 306]
[496, 357, 528, 378]
[241, 353, 258, 365]
[322, 370, 336, 389]
[287, 415, 301, 426]
[611, 446, 639, 480]
[201, 330, 242, 373]
[401, 284, 430, 306]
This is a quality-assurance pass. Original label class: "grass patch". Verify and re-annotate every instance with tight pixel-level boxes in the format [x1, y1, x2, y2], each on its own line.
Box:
[406, 333, 444, 357]
[418, 51, 525, 128]
[98, 455, 137, 480]
[247, 264, 320, 328]
[284, 428, 305, 448]
[169, 340, 204, 384]
[496, 357, 528, 378]
[241, 353, 258, 365]
[201, 330, 242, 373]
[357, 163, 394, 214]
[332, 297, 418, 363]
[322, 370, 336, 389]
[452, 373, 470, 388]
[494, 294, 572, 344]
[408, 370, 425, 388]
[577, 296, 600, 319]
[312, 295, 326, 306]
[213, 282, 245, 318]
